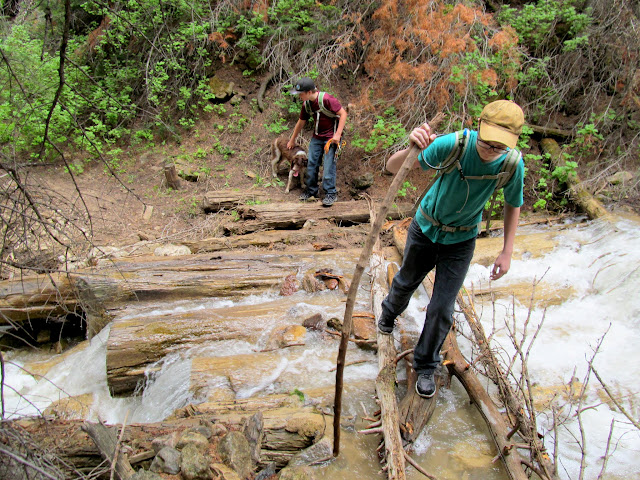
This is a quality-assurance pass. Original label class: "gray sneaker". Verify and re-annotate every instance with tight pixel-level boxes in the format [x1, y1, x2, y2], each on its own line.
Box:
[299, 191, 314, 201]
[415, 373, 436, 398]
[322, 193, 337, 207]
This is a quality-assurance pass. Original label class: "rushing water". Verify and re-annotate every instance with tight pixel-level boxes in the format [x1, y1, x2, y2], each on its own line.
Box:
[3, 215, 639, 479]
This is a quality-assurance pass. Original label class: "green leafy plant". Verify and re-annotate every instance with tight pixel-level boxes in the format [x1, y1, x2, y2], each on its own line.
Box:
[397, 181, 417, 198]
[265, 117, 290, 134]
[353, 107, 406, 153]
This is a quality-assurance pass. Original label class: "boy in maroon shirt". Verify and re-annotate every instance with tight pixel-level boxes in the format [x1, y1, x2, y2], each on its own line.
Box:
[288, 77, 347, 207]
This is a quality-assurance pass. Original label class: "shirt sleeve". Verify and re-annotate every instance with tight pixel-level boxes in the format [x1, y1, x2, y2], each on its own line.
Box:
[503, 155, 525, 208]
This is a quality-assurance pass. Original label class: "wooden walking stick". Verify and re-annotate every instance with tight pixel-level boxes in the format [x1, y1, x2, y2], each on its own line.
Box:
[332, 145, 420, 457]
[333, 115, 444, 457]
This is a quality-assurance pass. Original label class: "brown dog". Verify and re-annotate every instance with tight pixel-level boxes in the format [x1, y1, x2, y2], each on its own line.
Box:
[270, 137, 307, 193]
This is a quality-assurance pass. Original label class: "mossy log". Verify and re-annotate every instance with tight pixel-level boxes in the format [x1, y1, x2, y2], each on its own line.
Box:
[540, 138, 609, 219]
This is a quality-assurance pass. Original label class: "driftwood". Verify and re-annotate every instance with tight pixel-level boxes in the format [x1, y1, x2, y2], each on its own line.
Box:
[226, 201, 414, 234]
[370, 246, 405, 477]
[540, 138, 609, 219]
[81, 422, 135, 480]
[456, 292, 558, 479]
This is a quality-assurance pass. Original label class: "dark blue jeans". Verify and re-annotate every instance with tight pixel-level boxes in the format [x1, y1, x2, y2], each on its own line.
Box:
[305, 136, 337, 196]
[381, 219, 476, 375]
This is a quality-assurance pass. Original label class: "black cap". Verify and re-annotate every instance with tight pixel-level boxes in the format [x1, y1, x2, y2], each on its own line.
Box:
[290, 77, 316, 95]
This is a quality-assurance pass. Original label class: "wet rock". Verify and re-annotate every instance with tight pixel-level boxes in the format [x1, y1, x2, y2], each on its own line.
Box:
[327, 317, 342, 331]
[211, 423, 229, 437]
[180, 443, 213, 480]
[218, 431, 253, 479]
[280, 273, 299, 296]
[266, 325, 307, 349]
[288, 436, 333, 467]
[154, 244, 192, 256]
[152, 433, 177, 453]
[301, 272, 325, 292]
[150, 446, 181, 474]
[243, 412, 264, 465]
[302, 313, 324, 331]
[278, 465, 315, 480]
[176, 430, 209, 453]
[352, 313, 376, 340]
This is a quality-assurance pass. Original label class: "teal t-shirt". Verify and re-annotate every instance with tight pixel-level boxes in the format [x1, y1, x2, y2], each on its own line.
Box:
[415, 130, 524, 244]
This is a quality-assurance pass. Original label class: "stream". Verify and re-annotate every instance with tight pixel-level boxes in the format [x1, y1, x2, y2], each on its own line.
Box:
[3, 214, 639, 480]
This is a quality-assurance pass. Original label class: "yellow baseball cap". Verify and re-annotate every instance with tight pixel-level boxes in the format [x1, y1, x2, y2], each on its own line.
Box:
[478, 100, 524, 149]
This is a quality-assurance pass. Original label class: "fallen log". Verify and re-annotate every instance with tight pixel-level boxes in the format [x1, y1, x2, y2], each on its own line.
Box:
[540, 138, 609, 219]
[370, 248, 405, 478]
[202, 190, 272, 212]
[182, 224, 369, 253]
[0, 273, 79, 325]
[225, 201, 414, 234]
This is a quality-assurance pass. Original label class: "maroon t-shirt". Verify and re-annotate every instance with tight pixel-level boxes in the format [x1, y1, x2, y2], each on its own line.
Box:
[299, 93, 342, 140]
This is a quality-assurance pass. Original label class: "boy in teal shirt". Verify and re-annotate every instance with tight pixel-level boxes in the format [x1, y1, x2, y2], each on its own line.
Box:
[379, 100, 525, 398]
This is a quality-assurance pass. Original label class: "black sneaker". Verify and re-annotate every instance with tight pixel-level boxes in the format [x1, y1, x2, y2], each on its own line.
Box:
[377, 318, 394, 335]
[322, 193, 337, 207]
[415, 373, 436, 398]
[299, 191, 314, 201]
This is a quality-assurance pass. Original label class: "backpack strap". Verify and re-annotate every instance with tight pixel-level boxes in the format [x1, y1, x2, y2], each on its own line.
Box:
[411, 129, 469, 215]
[304, 92, 338, 136]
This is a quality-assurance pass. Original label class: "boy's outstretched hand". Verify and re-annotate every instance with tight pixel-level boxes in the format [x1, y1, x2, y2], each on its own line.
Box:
[409, 123, 437, 150]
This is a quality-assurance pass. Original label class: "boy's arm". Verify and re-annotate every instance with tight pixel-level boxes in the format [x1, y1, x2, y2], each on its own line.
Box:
[287, 119, 306, 149]
[491, 203, 520, 280]
[332, 107, 347, 143]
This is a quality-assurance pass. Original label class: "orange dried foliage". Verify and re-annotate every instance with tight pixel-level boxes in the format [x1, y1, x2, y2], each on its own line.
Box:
[479, 69, 499, 87]
[489, 27, 518, 51]
[209, 32, 230, 49]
